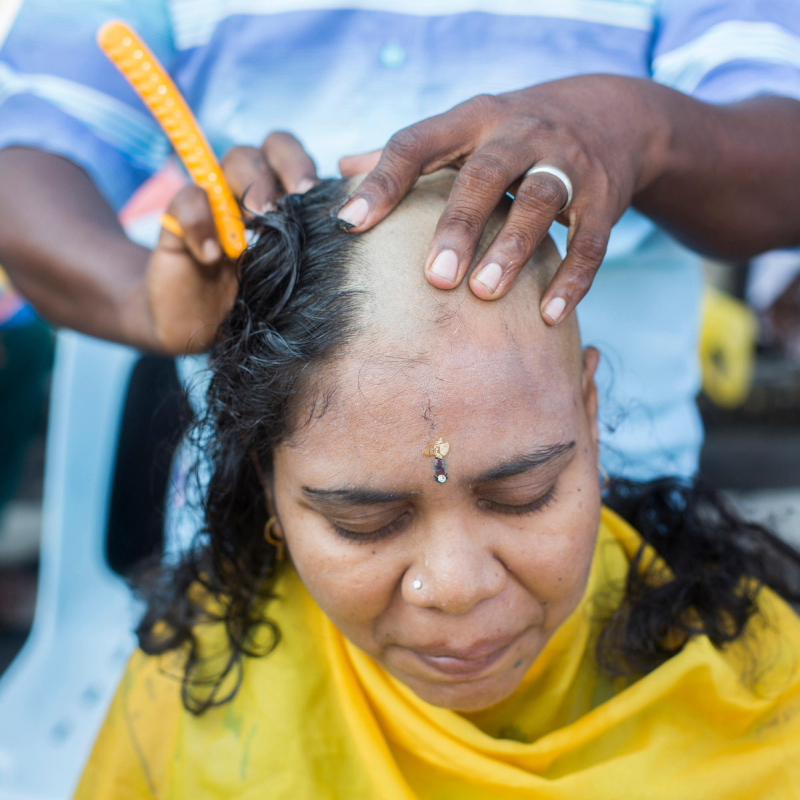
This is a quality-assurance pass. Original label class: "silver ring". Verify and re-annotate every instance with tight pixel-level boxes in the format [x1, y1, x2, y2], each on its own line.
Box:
[522, 164, 573, 212]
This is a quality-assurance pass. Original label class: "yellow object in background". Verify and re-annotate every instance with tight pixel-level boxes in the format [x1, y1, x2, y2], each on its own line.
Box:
[700, 285, 758, 408]
[97, 21, 246, 259]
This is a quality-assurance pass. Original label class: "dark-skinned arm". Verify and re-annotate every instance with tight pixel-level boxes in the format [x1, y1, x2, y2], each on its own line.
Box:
[0, 147, 158, 350]
[338, 76, 800, 325]
[634, 90, 800, 259]
[0, 133, 318, 353]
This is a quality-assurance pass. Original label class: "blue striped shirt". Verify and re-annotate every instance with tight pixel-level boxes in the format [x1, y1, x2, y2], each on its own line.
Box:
[2, 0, 800, 477]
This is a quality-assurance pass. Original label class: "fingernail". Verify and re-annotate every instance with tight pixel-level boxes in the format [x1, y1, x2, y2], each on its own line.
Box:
[338, 197, 369, 228]
[474, 262, 503, 294]
[297, 178, 314, 194]
[542, 296, 566, 323]
[203, 239, 222, 262]
[429, 249, 459, 282]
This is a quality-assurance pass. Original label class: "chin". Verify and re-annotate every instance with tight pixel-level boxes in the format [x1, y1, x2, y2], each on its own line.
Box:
[401, 668, 526, 713]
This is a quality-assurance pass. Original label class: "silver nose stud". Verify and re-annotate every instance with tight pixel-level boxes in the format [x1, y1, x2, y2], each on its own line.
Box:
[412, 579, 422, 590]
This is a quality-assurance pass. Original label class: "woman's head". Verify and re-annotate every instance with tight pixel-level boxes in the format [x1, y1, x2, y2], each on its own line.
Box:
[141, 169, 800, 716]
[200, 169, 602, 711]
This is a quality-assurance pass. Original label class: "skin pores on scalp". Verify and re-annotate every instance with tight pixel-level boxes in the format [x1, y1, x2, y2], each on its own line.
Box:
[269, 172, 603, 712]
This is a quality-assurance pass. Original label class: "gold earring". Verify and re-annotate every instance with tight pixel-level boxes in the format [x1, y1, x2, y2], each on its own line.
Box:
[598, 464, 610, 491]
[264, 516, 285, 563]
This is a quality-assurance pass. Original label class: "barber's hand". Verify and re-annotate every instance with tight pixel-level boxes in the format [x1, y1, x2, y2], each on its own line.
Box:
[339, 75, 665, 324]
[146, 132, 319, 353]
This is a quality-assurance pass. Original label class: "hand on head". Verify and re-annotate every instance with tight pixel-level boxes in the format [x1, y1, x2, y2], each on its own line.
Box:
[154, 73, 661, 352]
[339, 76, 664, 323]
[153, 73, 659, 352]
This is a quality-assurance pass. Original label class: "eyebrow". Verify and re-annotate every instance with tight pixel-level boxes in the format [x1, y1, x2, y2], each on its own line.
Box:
[301, 487, 409, 506]
[301, 441, 575, 506]
[473, 441, 576, 483]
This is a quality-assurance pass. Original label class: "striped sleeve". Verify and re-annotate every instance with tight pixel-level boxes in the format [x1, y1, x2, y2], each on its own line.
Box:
[0, 0, 174, 210]
[652, 0, 800, 105]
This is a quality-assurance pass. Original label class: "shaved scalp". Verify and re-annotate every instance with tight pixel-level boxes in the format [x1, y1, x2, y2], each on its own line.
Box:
[345, 169, 584, 381]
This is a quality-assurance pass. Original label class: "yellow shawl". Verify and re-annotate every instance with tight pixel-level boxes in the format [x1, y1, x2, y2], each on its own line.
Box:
[75, 508, 800, 799]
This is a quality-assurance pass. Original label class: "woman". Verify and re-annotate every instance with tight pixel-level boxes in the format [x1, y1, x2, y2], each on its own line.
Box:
[76, 172, 800, 799]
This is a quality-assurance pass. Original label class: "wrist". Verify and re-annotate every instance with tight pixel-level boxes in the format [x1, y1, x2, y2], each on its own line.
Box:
[630, 79, 721, 199]
[626, 78, 678, 195]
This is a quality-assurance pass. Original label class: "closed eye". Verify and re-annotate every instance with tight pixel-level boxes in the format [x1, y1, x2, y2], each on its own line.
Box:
[331, 511, 413, 544]
[329, 483, 557, 543]
[478, 483, 557, 516]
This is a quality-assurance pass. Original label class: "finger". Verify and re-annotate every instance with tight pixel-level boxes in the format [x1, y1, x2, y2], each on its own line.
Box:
[336, 125, 432, 230]
[156, 217, 185, 258]
[339, 149, 382, 176]
[469, 170, 568, 299]
[159, 212, 184, 240]
[337, 96, 493, 231]
[540, 216, 611, 324]
[166, 184, 223, 268]
[221, 145, 280, 215]
[262, 131, 319, 194]
[424, 149, 523, 289]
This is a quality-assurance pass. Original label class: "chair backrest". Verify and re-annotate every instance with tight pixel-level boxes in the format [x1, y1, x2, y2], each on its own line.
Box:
[0, 331, 142, 800]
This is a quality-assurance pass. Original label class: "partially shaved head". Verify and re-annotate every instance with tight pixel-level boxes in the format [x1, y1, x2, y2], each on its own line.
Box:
[347, 169, 583, 384]
[292, 168, 590, 459]
[266, 168, 602, 712]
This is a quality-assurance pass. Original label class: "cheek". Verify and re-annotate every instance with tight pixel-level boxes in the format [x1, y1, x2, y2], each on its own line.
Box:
[506, 463, 601, 628]
[279, 504, 402, 636]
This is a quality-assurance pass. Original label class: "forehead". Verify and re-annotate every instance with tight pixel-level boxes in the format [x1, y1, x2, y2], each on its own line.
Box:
[283, 318, 581, 480]
[279, 169, 582, 474]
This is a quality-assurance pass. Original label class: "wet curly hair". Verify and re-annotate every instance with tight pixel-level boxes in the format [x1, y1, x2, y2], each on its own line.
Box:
[136, 179, 800, 714]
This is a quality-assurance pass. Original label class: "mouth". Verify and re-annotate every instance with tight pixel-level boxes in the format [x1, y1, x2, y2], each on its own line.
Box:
[407, 630, 526, 679]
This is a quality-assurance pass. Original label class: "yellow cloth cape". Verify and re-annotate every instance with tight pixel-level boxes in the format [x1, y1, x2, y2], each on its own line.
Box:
[75, 508, 800, 799]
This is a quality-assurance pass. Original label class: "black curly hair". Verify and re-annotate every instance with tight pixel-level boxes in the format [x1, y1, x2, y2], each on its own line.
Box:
[136, 179, 800, 714]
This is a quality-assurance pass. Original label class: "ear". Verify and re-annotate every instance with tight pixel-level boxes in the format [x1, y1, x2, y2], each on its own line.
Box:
[261, 483, 287, 541]
[264, 486, 277, 518]
[581, 346, 600, 450]
[251, 450, 282, 532]
[261, 478, 282, 527]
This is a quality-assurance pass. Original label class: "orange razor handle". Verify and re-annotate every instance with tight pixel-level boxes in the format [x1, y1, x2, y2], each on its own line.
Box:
[97, 20, 246, 258]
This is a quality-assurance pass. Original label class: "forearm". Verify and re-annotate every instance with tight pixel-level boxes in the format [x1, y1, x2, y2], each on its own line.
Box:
[635, 88, 800, 259]
[0, 147, 159, 350]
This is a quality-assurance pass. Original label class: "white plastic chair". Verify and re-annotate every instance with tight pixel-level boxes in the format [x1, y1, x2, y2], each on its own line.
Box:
[0, 331, 142, 800]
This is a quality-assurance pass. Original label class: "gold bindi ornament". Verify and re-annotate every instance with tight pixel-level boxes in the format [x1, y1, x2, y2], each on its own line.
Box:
[423, 437, 450, 483]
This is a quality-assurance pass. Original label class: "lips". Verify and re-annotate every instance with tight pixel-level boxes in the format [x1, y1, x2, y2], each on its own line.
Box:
[407, 630, 524, 679]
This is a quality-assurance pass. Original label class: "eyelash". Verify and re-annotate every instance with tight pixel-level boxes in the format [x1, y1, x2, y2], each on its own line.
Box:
[478, 483, 557, 516]
[332, 512, 412, 544]
[331, 484, 557, 543]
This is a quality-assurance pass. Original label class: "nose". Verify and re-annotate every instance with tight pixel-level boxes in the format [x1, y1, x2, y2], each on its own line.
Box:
[403, 524, 507, 614]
